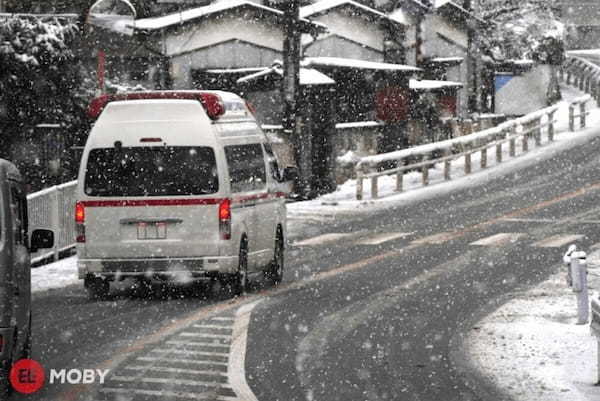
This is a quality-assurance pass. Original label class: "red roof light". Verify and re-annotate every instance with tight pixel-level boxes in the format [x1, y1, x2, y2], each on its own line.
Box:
[87, 91, 227, 121]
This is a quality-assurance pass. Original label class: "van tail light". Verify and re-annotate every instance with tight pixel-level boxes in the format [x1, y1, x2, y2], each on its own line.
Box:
[75, 202, 86, 243]
[219, 199, 231, 240]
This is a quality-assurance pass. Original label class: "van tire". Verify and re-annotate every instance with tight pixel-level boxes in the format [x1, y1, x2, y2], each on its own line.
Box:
[20, 315, 32, 359]
[0, 361, 11, 398]
[232, 239, 249, 296]
[85, 276, 110, 300]
[265, 229, 284, 285]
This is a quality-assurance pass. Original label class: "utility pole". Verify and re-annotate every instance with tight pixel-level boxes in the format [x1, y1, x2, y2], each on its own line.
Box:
[464, 0, 481, 114]
[282, 0, 311, 199]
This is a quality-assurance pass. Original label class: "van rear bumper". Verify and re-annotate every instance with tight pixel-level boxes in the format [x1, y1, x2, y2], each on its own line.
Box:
[78, 256, 238, 280]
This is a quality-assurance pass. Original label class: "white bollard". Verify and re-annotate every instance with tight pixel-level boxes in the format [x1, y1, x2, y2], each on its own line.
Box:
[570, 251, 589, 325]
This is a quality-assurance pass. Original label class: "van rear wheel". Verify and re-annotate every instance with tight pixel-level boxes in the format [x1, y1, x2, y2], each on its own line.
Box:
[265, 231, 284, 285]
[85, 275, 110, 300]
[232, 240, 249, 296]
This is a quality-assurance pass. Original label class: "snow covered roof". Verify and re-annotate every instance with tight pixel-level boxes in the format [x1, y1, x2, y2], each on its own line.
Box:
[410, 79, 463, 90]
[237, 65, 335, 86]
[431, 56, 464, 63]
[204, 67, 266, 75]
[388, 9, 410, 25]
[303, 57, 421, 73]
[301, 0, 408, 26]
[434, 0, 485, 25]
[134, 0, 324, 32]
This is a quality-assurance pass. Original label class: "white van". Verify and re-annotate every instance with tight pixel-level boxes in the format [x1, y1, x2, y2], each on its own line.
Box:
[76, 91, 294, 299]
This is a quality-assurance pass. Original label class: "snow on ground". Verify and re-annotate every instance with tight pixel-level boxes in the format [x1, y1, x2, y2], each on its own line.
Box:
[32, 256, 78, 293]
[465, 251, 600, 401]
[288, 84, 600, 218]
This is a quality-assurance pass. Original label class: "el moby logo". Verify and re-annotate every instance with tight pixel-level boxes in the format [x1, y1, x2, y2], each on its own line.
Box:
[9, 359, 110, 394]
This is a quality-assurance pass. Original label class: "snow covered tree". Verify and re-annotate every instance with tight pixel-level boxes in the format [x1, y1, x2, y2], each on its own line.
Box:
[0, 16, 95, 187]
[476, 0, 564, 62]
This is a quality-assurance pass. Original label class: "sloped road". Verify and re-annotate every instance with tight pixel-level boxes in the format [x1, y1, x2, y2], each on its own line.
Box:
[24, 129, 600, 401]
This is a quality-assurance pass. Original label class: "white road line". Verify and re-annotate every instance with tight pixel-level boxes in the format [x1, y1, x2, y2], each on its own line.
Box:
[293, 233, 358, 247]
[411, 232, 456, 245]
[210, 317, 235, 322]
[470, 233, 526, 246]
[229, 300, 262, 401]
[531, 234, 584, 248]
[136, 356, 228, 367]
[171, 338, 229, 346]
[179, 332, 232, 339]
[100, 387, 218, 400]
[166, 340, 229, 349]
[151, 349, 229, 357]
[110, 375, 222, 388]
[123, 365, 227, 377]
[356, 232, 413, 246]
[192, 324, 234, 331]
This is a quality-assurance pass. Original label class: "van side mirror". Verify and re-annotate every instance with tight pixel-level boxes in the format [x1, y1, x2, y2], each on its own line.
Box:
[281, 166, 298, 182]
[30, 229, 54, 253]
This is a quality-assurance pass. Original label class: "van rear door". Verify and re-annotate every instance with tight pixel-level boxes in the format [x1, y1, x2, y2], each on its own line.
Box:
[81, 146, 222, 259]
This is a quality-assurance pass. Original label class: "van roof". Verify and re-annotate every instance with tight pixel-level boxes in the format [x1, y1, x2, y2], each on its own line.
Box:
[88, 90, 256, 123]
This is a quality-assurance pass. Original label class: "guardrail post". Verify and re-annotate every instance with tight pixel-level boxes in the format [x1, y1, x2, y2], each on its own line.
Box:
[421, 155, 429, 186]
[495, 141, 502, 163]
[464, 152, 472, 174]
[534, 117, 542, 147]
[51, 187, 60, 261]
[443, 150, 451, 181]
[371, 176, 378, 199]
[521, 124, 528, 152]
[396, 170, 403, 192]
[569, 104, 575, 131]
[356, 174, 363, 201]
[480, 145, 487, 169]
[580, 102, 587, 129]
[509, 124, 516, 157]
[547, 110, 555, 141]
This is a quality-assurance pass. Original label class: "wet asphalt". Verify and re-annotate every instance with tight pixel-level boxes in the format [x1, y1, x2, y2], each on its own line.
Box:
[23, 130, 600, 401]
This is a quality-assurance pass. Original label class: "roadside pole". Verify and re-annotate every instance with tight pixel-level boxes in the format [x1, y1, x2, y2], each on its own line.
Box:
[564, 246, 589, 324]
[282, 0, 311, 199]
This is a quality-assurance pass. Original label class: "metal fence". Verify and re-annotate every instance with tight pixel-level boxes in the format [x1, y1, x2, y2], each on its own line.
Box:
[27, 180, 77, 264]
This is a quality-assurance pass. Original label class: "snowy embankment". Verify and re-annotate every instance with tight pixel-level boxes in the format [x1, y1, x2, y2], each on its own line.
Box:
[288, 84, 600, 218]
[32, 255, 78, 293]
[465, 251, 600, 401]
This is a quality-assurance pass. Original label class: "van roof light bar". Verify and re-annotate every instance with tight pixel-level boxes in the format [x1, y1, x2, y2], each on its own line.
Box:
[87, 91, 227, 121]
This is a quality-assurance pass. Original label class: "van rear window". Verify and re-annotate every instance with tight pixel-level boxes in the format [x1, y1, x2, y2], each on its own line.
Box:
[84, 147, 218, 197]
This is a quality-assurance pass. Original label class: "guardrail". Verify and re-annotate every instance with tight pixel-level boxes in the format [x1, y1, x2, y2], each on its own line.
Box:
[355, 105, 560, 200]
[563, 56, 600, 103]
[570, 95, 592, 131]
[28, 181, 77, 264]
